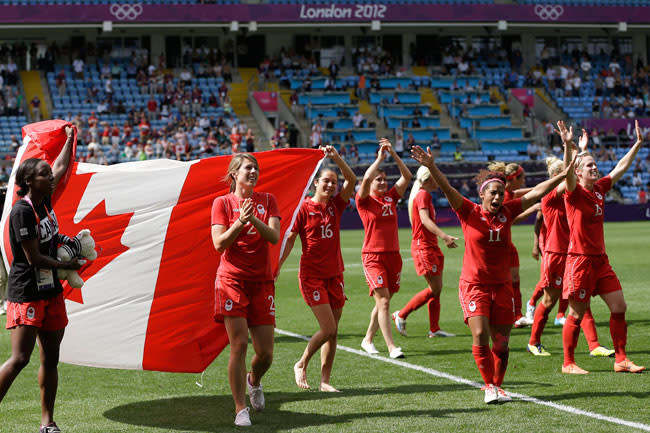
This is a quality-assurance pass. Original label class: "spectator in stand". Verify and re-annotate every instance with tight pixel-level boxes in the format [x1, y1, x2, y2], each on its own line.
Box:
[639, 188, 647, 204]
[349, 143, 359, 164]
[454, 146, 463, 162]
[10, 135, 19, 154]
[30, 95, 41, 122]
[230, 126, 242, 154]
[353, 111, 365, 128]
[592, 99, 601, 118]
[106, 142, 121, 165]
[406, 133, 416, 153]
[55, 70, 66, 97]
[147, 95, 158, 121]
[527, 142, 541, 160]
[244, 129, 255, 153]
[73, 57, 84, 79]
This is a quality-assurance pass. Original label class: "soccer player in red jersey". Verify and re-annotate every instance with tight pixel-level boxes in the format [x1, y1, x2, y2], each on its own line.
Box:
[561, 120, 645, 375]
[392, 165, 458, 338]
[211, 153, 281, 426]
[411, 144, 573, 404]
[279, 145, 356, 392]
[487, 161, 533, 328]
[528, 123, 613, 358]
[357, 138, 412, 359]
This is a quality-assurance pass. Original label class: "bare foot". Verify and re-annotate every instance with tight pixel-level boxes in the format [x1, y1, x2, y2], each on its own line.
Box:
[319, 382, 340, 392]
[294, 362, 309, 389]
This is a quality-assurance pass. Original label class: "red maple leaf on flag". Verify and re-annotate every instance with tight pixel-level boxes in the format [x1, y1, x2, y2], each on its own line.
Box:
[54, 167, 133, 304]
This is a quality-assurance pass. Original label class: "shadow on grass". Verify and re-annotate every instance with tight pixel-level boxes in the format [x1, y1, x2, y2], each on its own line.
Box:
[103, 384, 484, 432]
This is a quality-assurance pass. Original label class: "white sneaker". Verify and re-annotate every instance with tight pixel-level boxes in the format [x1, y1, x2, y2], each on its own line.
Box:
[361, 339, 379, 354]
[496, 387, 512, 403]
[484, 384, 498, 404]
[389, 347, 405, 359]
[246, 373, 265, 411]
[428, 329, 456, 338]
[514, 316, 533, 328]
[392, 310, 407, 336]
[0, 305, 5, 316]
[234, 407, 251, 426]
[525, 302, 535, 322]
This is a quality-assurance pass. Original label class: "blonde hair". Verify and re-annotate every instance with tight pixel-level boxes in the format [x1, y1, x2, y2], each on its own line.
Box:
[408, 165, 432, 224]
[487, 161, 521, 177]
[546, 156, 563, 177]
[224, 153, 259, 192]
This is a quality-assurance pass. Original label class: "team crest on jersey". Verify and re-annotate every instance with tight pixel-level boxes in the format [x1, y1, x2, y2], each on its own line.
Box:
[225, 299, 233, 311]
[579, 289, 586, 299]
[377, 275, 384, 285]
[328, 207, 334, 216]
[432, 264, 438, 273]
[26, 306, 36, 320]
[555, 277, 562, 286]
[313, 290, 321, 301]
[256, 204, 266, 214]
[595, 192, 603, 200]
[385, 197, 393, 203]
[468, 301, 477, 312]
[498, 213, 507, 223]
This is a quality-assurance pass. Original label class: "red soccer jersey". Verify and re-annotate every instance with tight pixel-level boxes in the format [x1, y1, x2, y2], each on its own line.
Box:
[455, 197, 523, 284]
[292, 194, 348, 279]
[356, 187, 401, 253]
[505, 189, 515, 203]
[541, 187, 569, 254]
[411, 188, 441, 251]
[211, 191, 280, 281]
[564, 176, 611, 256]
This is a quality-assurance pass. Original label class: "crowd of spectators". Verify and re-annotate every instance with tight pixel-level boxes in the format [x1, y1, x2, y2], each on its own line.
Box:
[62, 108, 255, 165]
[0, 56, 24, 117]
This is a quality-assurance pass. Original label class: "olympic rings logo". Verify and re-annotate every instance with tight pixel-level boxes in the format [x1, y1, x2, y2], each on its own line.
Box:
[534, 4, 564, 21]
[109, 3, 144, 21]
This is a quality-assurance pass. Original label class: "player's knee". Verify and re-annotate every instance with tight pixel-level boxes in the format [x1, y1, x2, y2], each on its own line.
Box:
[9, 353, 30, 371]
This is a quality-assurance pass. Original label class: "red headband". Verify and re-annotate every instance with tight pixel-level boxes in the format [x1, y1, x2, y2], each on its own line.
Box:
[506, 165, 524, 181]
[480, 177, 505, 192]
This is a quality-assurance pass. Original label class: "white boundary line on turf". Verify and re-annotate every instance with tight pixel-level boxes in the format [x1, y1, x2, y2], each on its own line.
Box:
[275, 328, 650, 432]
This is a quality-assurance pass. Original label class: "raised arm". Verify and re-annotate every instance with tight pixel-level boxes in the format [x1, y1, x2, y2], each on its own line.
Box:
[521, 155, 575, 209]
[411, 146, 464, 210]
[52, 125, 75, 189]
[357, 143, 387, 200]
[382, 138, 413, 197]
[555, 120, 578, 193]
[325, 145, 357, 202]
[513, 201, 540, 224]
[609, 120, 643, 184]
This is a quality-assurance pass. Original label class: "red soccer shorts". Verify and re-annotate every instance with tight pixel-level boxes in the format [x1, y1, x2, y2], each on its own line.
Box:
[215, 277, 276, 326]
[299, 273, 347, 310]
[362, 252, 402, 295]
[563, 254, 622, 302]
[542, 251, 567, 291]
[6, 293, 68, 331]
[411, 246, 444, 277]
[458, 279, 515, 326]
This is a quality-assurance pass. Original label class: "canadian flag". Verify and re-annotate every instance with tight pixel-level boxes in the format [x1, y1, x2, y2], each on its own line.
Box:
[1, 120, 323, 372]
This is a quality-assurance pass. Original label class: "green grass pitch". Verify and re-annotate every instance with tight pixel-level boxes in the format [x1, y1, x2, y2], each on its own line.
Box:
[1, 221, 649, 432]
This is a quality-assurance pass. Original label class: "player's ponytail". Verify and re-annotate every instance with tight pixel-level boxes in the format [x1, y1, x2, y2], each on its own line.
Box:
[408, 165, 431, 224]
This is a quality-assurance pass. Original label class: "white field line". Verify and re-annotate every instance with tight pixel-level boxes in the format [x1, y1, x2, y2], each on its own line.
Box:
[275, 328, 650, 432]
